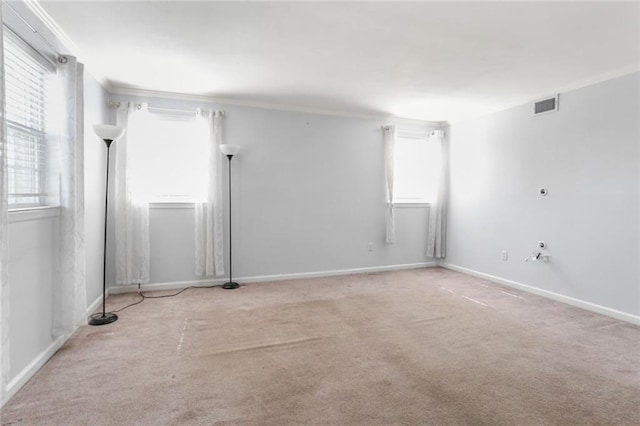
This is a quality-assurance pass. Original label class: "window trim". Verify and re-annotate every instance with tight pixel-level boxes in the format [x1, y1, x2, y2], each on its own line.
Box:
[149, 202, 196, 210]
[4, 26, 56, 73]
[4, 25, 55, 209]
[391, 128, 440, 205]
[388, 201, 431, 208]
[128, 111, 207, 202]
[8, 206, 60, 223]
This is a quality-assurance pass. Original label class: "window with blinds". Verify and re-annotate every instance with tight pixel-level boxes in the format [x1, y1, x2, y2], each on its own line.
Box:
[127, 112, 208, 202]
[393, 131, 441, 204]
[4, 29, 54, 207]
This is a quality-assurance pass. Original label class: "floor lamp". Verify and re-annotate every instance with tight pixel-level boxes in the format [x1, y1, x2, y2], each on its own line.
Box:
[89, 124, 125, 326]
[220, 144, 240, 290]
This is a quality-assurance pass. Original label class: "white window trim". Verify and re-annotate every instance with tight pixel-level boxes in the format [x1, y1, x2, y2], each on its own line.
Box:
[388, 201, 431, 208]
[4, 26, 56, 72]
[4, 26, 55, 209]
[149, 202, 196, 210]
[391, 127, 440, 206]
[8, 206, 60, 223]
[127, 112, 207, 202]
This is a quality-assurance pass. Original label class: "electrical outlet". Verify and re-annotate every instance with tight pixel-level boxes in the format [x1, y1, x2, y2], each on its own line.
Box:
[501, 251, 508, 261]
[368, 243, 373, 252]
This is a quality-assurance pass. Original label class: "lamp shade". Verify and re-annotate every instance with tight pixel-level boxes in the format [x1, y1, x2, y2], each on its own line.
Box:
[220, 144, 240, 156]
[93, 124, 125, 141]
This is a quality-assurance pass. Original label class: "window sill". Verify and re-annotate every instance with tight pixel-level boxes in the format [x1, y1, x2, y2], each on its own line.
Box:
[149, 201, 196, 210]
[389, 202, 431, 208]
[8, 206, 60, 223]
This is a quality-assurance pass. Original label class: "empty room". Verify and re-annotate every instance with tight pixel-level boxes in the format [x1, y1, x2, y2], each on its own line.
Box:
[1, 1, 638, 424]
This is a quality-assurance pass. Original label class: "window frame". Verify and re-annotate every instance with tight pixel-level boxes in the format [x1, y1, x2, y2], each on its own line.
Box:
[391, 129, 440, 206]
[4, 26, 56, 210]
[127, 109, 208, 204]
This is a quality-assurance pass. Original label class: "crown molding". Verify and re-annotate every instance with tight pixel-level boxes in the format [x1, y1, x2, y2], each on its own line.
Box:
[108, 86, 444, 127]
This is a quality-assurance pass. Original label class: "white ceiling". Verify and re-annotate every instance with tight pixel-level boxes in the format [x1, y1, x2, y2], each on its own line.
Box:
[36, 1, 639, 122]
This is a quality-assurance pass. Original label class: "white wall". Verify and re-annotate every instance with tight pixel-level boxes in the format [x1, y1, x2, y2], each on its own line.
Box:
[7, 211, 58, 380]
[5, 72, 108, 389]
[445, 72, 640, 319]
[109, 96, 438, 285]
[226, 107, 434, 278]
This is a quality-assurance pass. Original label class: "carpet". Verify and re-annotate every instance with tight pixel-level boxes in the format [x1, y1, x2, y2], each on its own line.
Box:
[2, 267, 639, 425]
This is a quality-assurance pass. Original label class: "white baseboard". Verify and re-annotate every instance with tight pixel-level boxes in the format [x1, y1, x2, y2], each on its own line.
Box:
[109, 279, 220, 294]
[239, 262, 438, 284]
[86, 293, 106, 317]
[2, 335, 68, 407]
[109, 262, 438, 294]
[440, 262, 640, 325]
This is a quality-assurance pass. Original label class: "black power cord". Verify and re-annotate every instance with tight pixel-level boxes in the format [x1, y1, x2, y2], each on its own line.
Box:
[110, 283, 220, 314]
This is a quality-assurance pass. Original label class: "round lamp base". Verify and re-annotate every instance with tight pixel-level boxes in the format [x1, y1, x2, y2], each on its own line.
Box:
[89, 312, 118, 326]
[222, 281, 240, 290]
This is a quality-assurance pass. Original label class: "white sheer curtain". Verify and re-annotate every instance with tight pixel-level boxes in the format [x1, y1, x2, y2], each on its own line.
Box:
[384, 125, 396, 244]
[114, 103, 150, 285]
[0, 6, 9, 401]
[195, 110, 225, 277]
[427, 130, 447, 258]
[52, 56, 87, 335]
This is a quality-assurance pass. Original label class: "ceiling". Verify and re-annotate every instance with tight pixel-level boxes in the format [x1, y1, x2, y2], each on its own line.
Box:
[35, 1, 639, 122]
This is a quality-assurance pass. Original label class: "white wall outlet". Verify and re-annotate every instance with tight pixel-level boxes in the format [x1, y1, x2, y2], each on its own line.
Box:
[368, 243, 373, 252]
[501, 250, 508, 261]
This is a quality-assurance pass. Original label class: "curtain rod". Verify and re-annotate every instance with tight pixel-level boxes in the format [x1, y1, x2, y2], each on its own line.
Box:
[107, 101, 225, 116]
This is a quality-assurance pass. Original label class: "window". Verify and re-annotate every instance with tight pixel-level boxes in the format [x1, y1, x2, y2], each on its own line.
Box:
[393, 131, 441, 204]
[4, 29, 54, 207]
[128, 112, 208, 202]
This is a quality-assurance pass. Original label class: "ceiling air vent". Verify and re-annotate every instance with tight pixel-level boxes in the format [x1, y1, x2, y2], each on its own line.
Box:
[534, 95, 559, 115]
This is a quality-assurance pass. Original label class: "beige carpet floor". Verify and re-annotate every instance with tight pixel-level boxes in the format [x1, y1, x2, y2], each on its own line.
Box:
[1, 267, 639, 425]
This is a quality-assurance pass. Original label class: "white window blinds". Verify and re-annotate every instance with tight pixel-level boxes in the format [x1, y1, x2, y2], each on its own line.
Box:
[4, 29, 53, 207]
[393, 131, 442, 204]
[127, 111, 208, 202]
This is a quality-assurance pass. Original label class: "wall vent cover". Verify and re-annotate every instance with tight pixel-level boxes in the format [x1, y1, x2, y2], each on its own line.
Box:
[534, 95, 559, 115]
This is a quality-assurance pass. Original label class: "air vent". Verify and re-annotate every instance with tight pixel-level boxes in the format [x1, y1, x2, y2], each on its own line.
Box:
[534, 95, 559, 115]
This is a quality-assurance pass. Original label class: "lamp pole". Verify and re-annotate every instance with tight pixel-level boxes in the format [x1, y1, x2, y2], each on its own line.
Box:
[220, 144, 241, 289]
[90, 125, 125, 325]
